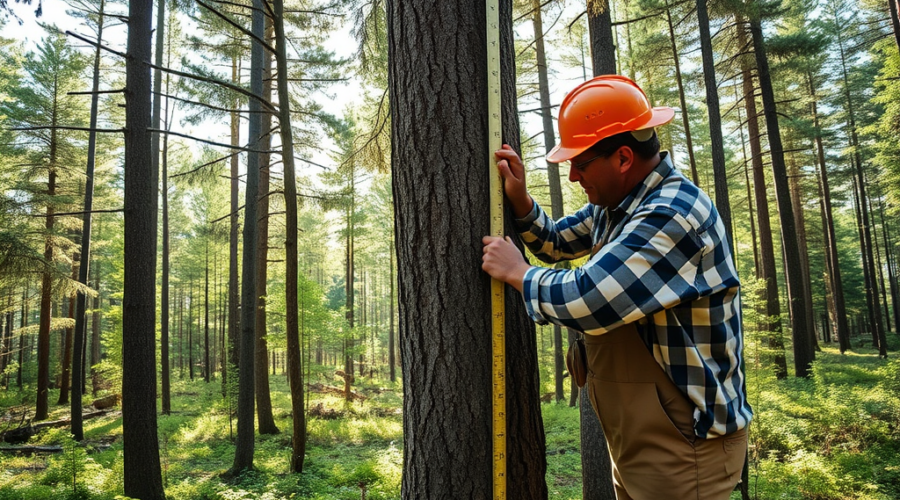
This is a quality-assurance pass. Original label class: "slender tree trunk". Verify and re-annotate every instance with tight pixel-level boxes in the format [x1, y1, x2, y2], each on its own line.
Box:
[889, 0, 900, 56]
[159, 0, 172, 415]
[228, 54, 241, 374]
[205, 235, 211, 382]
[697, 0, 733, 250]
[852, 177, 879, 348]
[344, 174, 355, 400]
[389, 236, 396, 382]
[69, 0, 106, 438]
[530, 0, 565, 403]
[255, 16, 279, 436]
[272, 0, 304, 466]
[389, 1, 547, 497]
[666, 1, 698, 185]
[749, 15, 814, 376]
[787, 150, 818, 351]
[189, 279, 194, 380]
[91, 255, 101, 395]
[737, 18, 787, 377]
[229, 0, 264, 474]
[835, 23, 887, 357]
[58, 260, 77, 405]
[734, 85, 759, 276]
[123, 0, 165, 495]
[17, 290, 26, 389]
[808, 72, 850, 352]
[878, 198, 900, 334]
[35, 164, 56, 421]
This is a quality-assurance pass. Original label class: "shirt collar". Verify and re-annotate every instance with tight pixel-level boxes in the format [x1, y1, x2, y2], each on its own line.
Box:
[609, 151, 674, 219]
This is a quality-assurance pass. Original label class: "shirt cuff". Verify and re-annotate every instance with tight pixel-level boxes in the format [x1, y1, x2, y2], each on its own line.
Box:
[513, 197, 540, 232]
[522, 266, 549, 325]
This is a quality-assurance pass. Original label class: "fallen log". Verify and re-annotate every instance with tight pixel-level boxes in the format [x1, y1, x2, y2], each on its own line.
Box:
[0, 445, 63, 454]
[307, 382, 368, 401]
[1, 410, 119, 444]
[92, 394, 119, 410]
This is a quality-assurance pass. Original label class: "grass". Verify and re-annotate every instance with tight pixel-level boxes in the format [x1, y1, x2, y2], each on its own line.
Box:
[1, 339, 898, 499]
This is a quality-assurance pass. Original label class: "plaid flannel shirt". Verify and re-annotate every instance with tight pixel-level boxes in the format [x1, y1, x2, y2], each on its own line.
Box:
[516, 153, 752, 438]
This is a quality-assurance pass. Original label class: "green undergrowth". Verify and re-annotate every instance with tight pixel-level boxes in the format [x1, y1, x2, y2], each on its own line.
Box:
[1, 341, 898, 499]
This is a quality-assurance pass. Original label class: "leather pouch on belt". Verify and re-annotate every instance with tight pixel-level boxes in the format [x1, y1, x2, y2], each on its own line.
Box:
[566, 336, 588, 388]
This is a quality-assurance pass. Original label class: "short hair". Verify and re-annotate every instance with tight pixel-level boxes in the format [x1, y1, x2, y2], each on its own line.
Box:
[587, 130, 660, 160]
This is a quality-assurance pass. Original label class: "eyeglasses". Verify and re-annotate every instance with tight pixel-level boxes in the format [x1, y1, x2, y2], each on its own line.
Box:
[571, 152, 611, 171]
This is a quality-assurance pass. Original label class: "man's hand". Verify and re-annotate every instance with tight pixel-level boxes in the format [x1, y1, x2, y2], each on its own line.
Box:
[495, 144, 533, 218]
[482, 236, 531, 293]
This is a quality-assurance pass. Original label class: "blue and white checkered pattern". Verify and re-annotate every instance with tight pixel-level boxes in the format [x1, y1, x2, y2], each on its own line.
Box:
[517, 153, 752, 438]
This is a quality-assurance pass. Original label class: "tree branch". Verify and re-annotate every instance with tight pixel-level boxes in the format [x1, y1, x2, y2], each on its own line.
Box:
[148, 128, 275, 153]
[65, 31, 127, 59]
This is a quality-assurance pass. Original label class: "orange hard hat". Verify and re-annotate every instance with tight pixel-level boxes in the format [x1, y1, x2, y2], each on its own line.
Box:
[546, 75, 675, 163]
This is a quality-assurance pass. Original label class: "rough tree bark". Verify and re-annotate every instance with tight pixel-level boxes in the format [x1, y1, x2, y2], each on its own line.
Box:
[255, 17, 279, 436]
[273, 0, 305, 471]
[389, 1, 547, 497]
[123, 0, 166, 496]
[750, 15, 815, 375]
[229, 0, 264, 475]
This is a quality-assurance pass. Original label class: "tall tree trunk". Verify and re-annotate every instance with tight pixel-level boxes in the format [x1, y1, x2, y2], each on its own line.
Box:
[229, 0, 264, 474]
[389, 235, 396, 382]
[17, 290, 26, 389]
[889, 0, 900, 56]
[91, 253, 102, 395]
[787, 150, 818, 351]
[254, 17, 279, 436]
[878, 197, 900, 334]
[272, 0, 304, 469]
[344, 174, 355, 400]
[697, 0, 733, 250]
[228, 54, 241, 374]
[58, 260, 77, 405]
[834, 21, 887, 357]
[666, 1, 698, 185]
[587, 0, 616, 78]
[189, 279, 194, 380]
[205, 234, 211, 382]
[808, 72, 850, 352]
[71, 0, 106, 439]
[389, 1, 548, 497]
[582, 4, 618, 496]
[123, 0, 165, 496]
[529, 0, 565, 404]
[159, 0, 172, 415]
[749, 15, 814, 376]
[35, 151, 56, 421]
[734, 84, 759, 276]
[737, 18, 787, 378]
[852, 177, 879, 348]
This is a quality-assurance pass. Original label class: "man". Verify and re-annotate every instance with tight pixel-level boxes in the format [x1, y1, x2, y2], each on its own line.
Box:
[482, 75, 751, 500]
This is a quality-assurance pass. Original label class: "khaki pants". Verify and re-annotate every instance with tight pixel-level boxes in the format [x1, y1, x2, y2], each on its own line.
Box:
[583, 323, 746, 500]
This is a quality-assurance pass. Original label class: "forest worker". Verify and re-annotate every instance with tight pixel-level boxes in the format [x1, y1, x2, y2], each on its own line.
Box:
[481, 75, 752, 500]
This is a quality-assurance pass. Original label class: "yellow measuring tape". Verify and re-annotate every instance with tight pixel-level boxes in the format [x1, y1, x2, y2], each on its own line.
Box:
[486, 1, 505, 499]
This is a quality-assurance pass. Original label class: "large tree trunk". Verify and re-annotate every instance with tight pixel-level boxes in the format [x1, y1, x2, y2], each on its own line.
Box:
[229, 0, 264, 474]
[160, 5, 172, 413]
[808, 72, 850, 352]
[123, 0, 165, 496]
[255, 17, 279, 437]
[749, 15, 814, 376]
[389, 2, 547, 498]
[737, 17, 787, 378]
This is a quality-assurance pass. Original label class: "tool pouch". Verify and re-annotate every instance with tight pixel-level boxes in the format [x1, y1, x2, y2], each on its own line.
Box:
[566, 335, 588, 388]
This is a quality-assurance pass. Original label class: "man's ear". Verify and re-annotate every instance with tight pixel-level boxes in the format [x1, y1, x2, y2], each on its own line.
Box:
[617, 146, 635, 173]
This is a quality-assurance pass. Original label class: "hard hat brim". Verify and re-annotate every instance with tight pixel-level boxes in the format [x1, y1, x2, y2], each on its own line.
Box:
[546, 106, 676, 164]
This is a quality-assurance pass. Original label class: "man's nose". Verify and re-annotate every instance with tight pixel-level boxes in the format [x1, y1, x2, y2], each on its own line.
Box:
[568, 164, 580, 182]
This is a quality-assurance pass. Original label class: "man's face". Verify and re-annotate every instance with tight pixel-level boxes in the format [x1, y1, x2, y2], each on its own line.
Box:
[567, 147, 624, 207]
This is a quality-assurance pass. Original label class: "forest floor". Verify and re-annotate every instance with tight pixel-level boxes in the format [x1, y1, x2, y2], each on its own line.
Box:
[0, 340, 898, 500]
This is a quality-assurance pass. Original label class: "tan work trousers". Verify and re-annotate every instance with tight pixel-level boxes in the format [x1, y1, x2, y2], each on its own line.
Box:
[583, 323, 747, 500]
